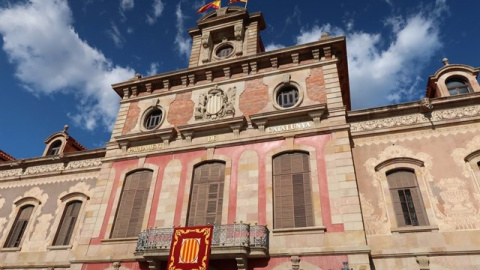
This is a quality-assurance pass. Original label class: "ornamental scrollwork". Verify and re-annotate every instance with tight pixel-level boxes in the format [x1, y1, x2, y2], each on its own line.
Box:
[195, 85, 236, 121]
[65, 158, 102, 169]
[0, 168, 22, 178]
[351, 105, 480, 132]
[24, 163, 64, 175]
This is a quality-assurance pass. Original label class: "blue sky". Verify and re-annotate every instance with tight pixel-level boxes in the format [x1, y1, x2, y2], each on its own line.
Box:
[0, 0, 479, 159]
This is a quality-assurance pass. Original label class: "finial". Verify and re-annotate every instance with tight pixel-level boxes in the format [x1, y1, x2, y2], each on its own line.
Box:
[442, 58, 449, 66]
[63, 125, 69, 132]
[320, 32, 332, 40]
[130, 73, 142, 80]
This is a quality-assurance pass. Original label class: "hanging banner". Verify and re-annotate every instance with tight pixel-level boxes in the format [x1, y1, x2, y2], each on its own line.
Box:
[167, 226, 214, 270]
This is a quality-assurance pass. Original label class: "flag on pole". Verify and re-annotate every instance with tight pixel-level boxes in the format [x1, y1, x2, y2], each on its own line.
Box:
[229, 0, 247, 3]
[197, 0, 221, 13]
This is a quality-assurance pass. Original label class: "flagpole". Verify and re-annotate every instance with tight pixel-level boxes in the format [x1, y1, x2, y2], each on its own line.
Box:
[245, 0, 248, 9]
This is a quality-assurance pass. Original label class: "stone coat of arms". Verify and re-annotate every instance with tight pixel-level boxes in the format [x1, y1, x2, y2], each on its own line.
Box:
[195, 86, 236, 120]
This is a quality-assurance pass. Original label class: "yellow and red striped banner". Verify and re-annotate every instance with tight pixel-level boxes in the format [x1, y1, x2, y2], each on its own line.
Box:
[168, 226, 213, 270]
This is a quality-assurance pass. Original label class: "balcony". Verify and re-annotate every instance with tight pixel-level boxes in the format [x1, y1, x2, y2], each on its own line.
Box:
[135, 223, 269, 270]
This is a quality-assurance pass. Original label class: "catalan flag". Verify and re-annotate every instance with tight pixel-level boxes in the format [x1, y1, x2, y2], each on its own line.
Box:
[229, 0, 247, 3]
[197, 0, 221, 13]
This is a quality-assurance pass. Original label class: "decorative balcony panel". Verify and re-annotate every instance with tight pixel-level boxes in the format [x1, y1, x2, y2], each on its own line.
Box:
[136, 224, 268, 252]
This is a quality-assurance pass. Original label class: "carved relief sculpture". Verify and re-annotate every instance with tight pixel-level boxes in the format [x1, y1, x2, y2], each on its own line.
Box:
[201, 32, 212, 63]
[195, 86, 236, 120]
[434, 178, 480, 230]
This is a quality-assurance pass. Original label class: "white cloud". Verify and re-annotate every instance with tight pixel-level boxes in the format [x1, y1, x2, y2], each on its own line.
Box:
[0, 0, 134, 130]
[107, 22, 125, 47]
[174, 4, 191, 59]
[291, 2, 447, 109]
[147, 62, 159, 76]
[295, 24, 345, 45]
[146, 0, 165, 25]
[120, 0, 134, 11]
[264, 43, 285, 52]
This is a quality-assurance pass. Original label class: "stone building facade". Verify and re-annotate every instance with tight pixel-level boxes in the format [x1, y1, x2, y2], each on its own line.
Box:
[0, 7, 479, 270]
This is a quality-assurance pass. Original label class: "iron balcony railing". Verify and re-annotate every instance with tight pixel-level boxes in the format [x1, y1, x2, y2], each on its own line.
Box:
[136, 223, 269, 251]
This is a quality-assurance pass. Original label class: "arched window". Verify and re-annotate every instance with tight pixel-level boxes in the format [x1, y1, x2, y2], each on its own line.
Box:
[446, 77, 471, 95]
[187, 162, 225, 226]
[273, 152, 313, 229]
[387, 169, 428, 227]
[48, 140, 62, 155]
[4, 205, 34, 248]
[111, 170, 153, 238]
[53, 200, 82, 245]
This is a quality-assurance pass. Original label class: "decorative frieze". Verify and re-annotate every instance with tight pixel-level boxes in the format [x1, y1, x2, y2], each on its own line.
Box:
[24, 163, 64, 175]
[0, 168, 22, 178]
[351, 105, 480, 132]
[0, 159, 102, 178]
[65, 158, 102, 169]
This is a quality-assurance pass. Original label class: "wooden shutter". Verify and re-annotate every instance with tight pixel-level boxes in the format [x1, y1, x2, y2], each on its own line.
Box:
[273, 152, 313, 229]
[387, 169, 428, 227]
[53, 201, 82, 245]
[187, 162, 225, 226]
[112, 170, 152, 238]
[5, 205, 34, 248]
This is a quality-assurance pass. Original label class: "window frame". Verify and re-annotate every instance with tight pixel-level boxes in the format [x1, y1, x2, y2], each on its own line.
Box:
[446, 76, 471, 96]
[375, 160, 438, 233]
[110, 169, 154, 239]
[140, 106, 165, 132]
[1, 197, 41, 251]
[48, 192, 89, 249]
[48, 140, 62, 156]
[272, 151, 315, 230]
[386, 169, 429, 227]
[272, 81, 304, 110]
[186, 161, 226, 226]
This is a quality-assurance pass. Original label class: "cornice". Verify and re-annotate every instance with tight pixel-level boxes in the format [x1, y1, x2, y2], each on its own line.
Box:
[348, 93, 480, 135]
[111, 37, 347, 98]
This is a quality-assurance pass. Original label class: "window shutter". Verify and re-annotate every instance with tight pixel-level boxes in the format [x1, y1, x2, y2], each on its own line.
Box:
[54, 201, 82, 245]
[387, 169, 428, 227]
[187, 162, 225, 226]
[273, 152, 313, 229]
[112, 170, 152, 238]
[410, 188, 428, 226]
[390, 189, 407, 227]
[5, 205, 34, 247]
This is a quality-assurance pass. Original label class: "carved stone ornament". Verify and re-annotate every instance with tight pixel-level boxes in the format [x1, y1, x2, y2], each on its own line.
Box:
[434, 178, 480, 230]
[291, 256, 301, 270]
[351, 105, 480, 132]
[24, 163, 64, 175]
[195, 85, 236, 121]
[65, 158, 102, 170]
[452, 135, 480, 177]
[416, 256, 430, 270]
[0, 168, 22, 178]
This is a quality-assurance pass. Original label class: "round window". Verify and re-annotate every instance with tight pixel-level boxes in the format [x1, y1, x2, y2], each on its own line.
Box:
[216, 44, 234, 58]
[276, 86, 299, 108]
[144, 109, 163, 130]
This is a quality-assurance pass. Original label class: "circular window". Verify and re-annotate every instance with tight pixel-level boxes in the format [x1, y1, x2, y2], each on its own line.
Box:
[276, 86, 299, 108]
[144, 109, 163, 130]
[216, 44, 234, 58]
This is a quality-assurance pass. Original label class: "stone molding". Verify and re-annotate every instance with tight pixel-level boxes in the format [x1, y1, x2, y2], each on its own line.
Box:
[351, 105, 480, 132]
[0, 158, 102, 179]
[353, 122, 480, 147]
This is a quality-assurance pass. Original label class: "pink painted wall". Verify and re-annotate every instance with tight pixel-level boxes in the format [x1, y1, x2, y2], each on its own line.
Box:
[94, 134, 343, 242]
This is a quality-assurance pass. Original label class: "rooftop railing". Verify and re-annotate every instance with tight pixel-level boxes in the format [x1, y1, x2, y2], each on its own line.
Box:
[136, 223, 269, 252]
